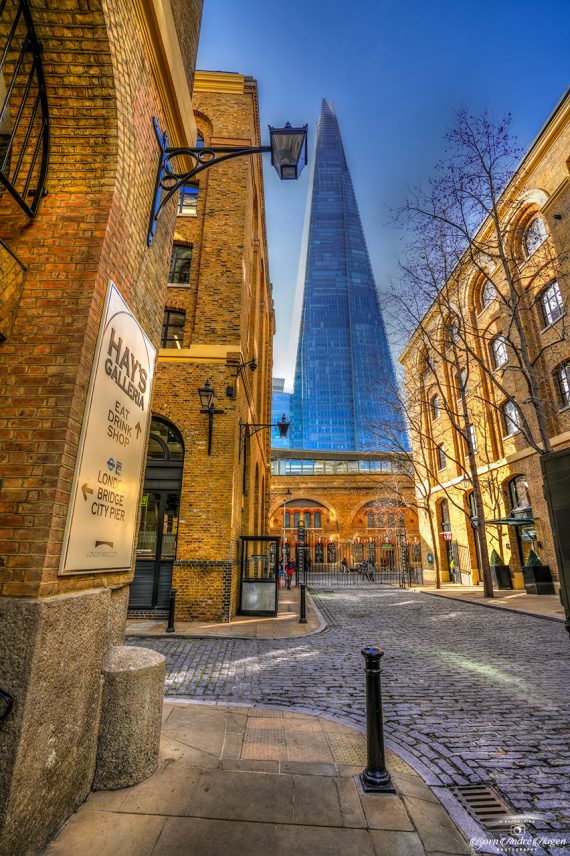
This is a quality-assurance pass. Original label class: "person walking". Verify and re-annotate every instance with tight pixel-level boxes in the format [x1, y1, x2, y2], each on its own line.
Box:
[285, 560, 295, 589]
[341, 557, 348, 574]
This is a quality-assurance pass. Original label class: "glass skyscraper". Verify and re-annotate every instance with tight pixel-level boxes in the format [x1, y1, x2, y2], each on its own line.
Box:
[288, 99, 405, 451]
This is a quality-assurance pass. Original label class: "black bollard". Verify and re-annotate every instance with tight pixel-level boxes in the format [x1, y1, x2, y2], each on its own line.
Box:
[166, 588, 176, 634]
[299, 582, 307, 624]
[360, 646, 395, 793]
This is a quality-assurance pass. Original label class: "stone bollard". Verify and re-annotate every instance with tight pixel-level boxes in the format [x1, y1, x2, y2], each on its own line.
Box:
[93, 645, 165, 790]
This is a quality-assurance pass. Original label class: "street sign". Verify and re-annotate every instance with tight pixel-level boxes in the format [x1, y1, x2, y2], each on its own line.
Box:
[59, 282, 157, 574]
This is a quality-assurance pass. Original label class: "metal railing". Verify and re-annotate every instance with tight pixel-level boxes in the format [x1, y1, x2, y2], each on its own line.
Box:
[303, 563, 423, 588]
[0, 0, 49, 217]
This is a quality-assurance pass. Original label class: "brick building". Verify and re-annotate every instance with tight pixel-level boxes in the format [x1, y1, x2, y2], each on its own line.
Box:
[129, 70, 275, 623]
[0, 0, 202, 851]
[400, 91, 570, 590]
[269, 449, 420, 571]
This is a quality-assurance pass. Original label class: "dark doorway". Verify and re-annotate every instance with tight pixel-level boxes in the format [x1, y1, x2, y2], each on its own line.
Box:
[129, 417, 184, 611]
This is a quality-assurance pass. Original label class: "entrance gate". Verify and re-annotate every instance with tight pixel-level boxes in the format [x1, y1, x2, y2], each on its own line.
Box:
[129, 417, 183, 611]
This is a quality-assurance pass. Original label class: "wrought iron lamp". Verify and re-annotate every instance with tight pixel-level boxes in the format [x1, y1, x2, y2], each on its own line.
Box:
[148, 119, 308, 245]
[239, 414, 290, 459]
[198, 380, 224, 456]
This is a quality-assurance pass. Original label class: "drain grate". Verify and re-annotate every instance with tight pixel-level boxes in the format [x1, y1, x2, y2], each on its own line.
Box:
[452, 784, 514, 830]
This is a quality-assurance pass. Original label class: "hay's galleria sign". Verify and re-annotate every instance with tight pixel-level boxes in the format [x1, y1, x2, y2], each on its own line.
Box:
[59, 283, 157, 574]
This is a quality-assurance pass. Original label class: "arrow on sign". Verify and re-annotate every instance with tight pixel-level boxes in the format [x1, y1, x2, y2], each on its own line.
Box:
[81, 483, 93, 501]
[135, 422, 142, 439]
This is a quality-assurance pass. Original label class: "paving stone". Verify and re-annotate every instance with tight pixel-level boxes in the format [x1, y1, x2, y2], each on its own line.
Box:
[402, 796, 470, 854]
[335, 777, 367, 828]
[293, 775, 343, 826]
[151, 817, 276, 856]
[45, 812, 165, 856]
[275, 824, 375, 856]
[360, 794, 415, 831]
[187, 769, 295, 824]
[369, 829, 426, 856]
[117, 765, 205, 816]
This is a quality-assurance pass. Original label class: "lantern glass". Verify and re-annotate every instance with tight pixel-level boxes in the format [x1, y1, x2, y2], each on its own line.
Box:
[277, 415, 291, 438]
[198, 380, 214, 410]
[269, 123, 308, 181]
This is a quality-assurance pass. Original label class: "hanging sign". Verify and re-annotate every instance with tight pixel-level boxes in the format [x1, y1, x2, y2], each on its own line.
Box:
[59, 282, 157, 574]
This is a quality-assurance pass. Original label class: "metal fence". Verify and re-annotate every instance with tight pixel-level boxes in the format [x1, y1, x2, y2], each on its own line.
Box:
[301, 563, 423, 589]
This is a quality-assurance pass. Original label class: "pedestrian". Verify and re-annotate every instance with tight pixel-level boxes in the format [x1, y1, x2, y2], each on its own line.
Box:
[278, 561, 285, 589]
[285, 560, 295, 589]
[341, 557, 348, 574]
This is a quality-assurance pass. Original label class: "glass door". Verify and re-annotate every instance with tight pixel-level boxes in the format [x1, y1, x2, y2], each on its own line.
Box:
[131, 491, 179, 609]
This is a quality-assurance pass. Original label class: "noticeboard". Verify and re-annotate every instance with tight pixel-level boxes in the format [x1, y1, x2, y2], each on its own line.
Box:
[59, 282, 157, 574]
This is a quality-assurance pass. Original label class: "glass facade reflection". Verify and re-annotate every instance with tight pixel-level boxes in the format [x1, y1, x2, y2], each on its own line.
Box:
[290, 100, 406, 451]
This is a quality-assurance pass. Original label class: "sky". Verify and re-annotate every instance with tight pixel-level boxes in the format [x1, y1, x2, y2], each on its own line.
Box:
[197, 0, 570, 390]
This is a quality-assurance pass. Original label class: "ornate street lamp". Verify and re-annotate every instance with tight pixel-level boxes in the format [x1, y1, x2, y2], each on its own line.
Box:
[148, 119, 308, 244]
[239, 414, 291, 459]
[197, 380, 224, 456]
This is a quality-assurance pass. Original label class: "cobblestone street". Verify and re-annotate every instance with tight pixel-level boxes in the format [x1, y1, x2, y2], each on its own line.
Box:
[130, 588, 570, 841]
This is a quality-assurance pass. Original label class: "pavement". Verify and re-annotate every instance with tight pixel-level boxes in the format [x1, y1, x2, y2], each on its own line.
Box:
[127, 585, 322, 639]
[420, 584, 566, 624]
[45, 702, 472, 856]
[127, 586, 570, 855]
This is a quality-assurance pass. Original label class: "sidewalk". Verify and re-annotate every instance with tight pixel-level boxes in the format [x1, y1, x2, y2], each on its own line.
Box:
[421, 583, 566, 623]
[45, 702, 472, 856]
[126, 585, 322, 639]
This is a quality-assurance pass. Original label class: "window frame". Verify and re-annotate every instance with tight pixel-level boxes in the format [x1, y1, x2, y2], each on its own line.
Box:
[160, 309, 186, 349]
[178, 182, 199, 217]
[540, 281, 564, 328]
[481, 279, 496, 311]
[502, 399, 521, 437]
[168, 243, 193, 285]
[555, 361, 570, 408]
[437, 443, 447, 471]
[491, 334, 508, 369]
[524, 216, 548, 258]
[431, 393, 440, 421]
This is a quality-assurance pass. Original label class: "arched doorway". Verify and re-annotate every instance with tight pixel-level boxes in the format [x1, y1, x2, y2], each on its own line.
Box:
[129, 416, 184, 611]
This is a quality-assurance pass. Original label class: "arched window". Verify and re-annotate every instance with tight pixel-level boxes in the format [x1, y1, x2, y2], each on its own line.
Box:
[524, 216, 548, 257]
[196, 131, 204, 148]
[386, 512, 395, 528]
[502, 400, 521, 436]
[540, 281, 564, 327]
[481, 279, 496, 309]
[293, 511, 300, 528]
[367, 511, 375, 529]
[377, 513, 384, 528]
[304, 511, 311, 528]
[314, 511, 322, 529]
[431, 394, 440, 420]
[284, 511, 291, 528]
[554, 361, 570, 408]
[490, 335, 508, 369]
[146, 416, 184, 460]
[437, 444, 446, 471]
[510, 475, 531, 511]
[178, 182, 199, 216]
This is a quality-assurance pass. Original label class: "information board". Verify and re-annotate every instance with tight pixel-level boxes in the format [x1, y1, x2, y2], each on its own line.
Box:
[59, 282, 157, 574]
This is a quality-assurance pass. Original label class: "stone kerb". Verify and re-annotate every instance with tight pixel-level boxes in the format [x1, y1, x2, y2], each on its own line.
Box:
[93, 645, 165, 791]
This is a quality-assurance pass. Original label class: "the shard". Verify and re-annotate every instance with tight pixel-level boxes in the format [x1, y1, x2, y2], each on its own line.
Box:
[289, 99, 405, 451]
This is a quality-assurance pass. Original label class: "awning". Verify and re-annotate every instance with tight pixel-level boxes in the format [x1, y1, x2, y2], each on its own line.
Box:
[485, 515, 535, 527]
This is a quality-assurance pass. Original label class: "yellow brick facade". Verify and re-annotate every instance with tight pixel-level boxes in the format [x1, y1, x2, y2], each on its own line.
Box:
[400, 92, 570, 589]
[139, 71, 274, 622]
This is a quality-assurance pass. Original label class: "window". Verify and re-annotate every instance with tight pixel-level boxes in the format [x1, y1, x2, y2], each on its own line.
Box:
[448, 319, 460, 344]
[304, 511, 311, 528]
[196, 131, 204, 148]
[168, 244, 192, 284]
[314, 511, 322, 529]
[377, 513, 384, 528]
[540, 281, 564, 327]
[284, 511, 291, 528]
[503, 400, 521, 436]
[386, 512, 395, 527]
[367, 511, 375, 529]
[178, 183, 199, 216]
[456, 368, 467, 398]
[491, 335, 508, 369]
[161, 310, 185, 349]
[468, 423, 478, 454]
[293, 512, 300, 528]
[437, 444, 447, 470]
[422, 355, 434, 378]
[431, 394, 440, 420]
[524, 217, 548, 257]
[481, 279, 496, 309]
[555, 361, 570, 408]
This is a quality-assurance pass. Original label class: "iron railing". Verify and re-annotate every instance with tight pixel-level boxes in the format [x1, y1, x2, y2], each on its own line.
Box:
[0, 0, 49, 217]
[302, 563, 423, 588]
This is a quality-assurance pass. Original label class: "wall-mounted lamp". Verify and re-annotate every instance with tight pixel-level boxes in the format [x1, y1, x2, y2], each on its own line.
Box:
[148, 119, 308, 245]
[198, 379, 224, 455]
[239, 414, 290, 459]
[227, 356, 258, 398]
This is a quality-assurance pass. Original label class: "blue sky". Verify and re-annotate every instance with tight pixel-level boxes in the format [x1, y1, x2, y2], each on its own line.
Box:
[197, 0, 570, 388]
